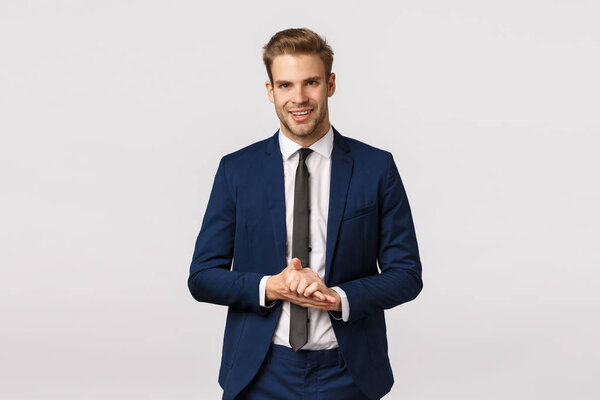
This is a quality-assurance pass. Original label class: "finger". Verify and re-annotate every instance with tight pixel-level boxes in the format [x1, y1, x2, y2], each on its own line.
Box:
[313, 292, 337, 305]
[304, 292, 336, 306]
[306, 285, 327, 301]
[315, 288, 337, 303]
[288, 275, 300, 293]
[304, 282, 320, 298]
[297, 278, 309, 296]
[285, 290, 329, 306]
[290, 258, 302, 270]
[313, 291, 326, 301]
[291, 297, 331, 308]
[325, 294, 337, 303]
[285, 272, 296, 291]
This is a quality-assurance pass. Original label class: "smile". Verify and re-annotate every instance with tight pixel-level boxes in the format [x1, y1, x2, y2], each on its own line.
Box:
[289, 109, 313, 121]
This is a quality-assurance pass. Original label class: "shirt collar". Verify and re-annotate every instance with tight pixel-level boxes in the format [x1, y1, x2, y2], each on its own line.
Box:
[278, 125, 334, 160]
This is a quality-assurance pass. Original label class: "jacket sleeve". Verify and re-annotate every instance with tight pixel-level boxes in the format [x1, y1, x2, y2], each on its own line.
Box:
[338, 153, 423, 324]
[187, 157, 274, 315]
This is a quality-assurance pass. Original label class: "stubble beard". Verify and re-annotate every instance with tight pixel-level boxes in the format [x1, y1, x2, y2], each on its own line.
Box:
[278, 103, 328, 141]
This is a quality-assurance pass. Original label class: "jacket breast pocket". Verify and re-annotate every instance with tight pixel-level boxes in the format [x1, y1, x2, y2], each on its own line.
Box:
[343, 203, 377, 221]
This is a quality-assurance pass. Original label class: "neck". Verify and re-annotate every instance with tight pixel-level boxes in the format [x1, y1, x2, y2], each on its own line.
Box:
[281, 119, 330, 148]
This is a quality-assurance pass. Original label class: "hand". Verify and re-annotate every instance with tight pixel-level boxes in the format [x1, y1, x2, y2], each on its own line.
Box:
[285, 259, 339, 306]
[266, 258, 341, 311]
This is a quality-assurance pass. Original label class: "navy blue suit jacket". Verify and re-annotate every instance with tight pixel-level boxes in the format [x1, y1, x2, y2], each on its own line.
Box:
[188, 127, 423, 400]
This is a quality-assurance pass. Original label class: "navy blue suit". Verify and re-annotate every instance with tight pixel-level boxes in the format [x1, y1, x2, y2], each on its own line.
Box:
[188, 127, 423, 400]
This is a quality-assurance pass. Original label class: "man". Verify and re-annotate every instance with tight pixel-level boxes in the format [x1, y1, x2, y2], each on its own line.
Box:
[188, 28, 423, 400]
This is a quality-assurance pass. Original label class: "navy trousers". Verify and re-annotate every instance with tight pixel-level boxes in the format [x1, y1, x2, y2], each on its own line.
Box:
[235, 344, 373, 400]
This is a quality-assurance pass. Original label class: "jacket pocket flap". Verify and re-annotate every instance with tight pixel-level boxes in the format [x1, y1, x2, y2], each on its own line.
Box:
[343, 203, 377, 220]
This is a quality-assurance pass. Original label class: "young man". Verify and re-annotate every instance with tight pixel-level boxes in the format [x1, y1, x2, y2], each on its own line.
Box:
[188, 28, 423, 400]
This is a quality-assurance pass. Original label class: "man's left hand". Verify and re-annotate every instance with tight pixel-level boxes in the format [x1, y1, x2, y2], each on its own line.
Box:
[285, 258, 342, 312]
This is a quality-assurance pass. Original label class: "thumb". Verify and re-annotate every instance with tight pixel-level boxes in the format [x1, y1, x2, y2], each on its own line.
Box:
[290, 258, 302, 270]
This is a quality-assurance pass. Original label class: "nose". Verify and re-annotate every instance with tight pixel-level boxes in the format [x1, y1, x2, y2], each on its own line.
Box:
[292, 86, 308, 104]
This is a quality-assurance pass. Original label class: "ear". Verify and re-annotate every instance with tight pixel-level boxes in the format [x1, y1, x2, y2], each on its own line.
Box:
[265, 80, 274, 103]
[327, 72, 336, 97]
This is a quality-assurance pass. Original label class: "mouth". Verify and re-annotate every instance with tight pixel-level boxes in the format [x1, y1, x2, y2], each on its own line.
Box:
[289, 109, 313, 122]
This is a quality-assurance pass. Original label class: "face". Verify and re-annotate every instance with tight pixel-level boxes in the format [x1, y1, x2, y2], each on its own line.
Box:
[266, 53, 336, 145]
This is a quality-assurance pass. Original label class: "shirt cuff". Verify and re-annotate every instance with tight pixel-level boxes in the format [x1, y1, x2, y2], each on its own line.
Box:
[330, 286, 349, 322]
[259, 275, 277, 308]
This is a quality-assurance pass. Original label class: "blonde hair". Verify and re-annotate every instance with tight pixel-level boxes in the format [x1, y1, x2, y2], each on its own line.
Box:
[262, 28, 334, 84]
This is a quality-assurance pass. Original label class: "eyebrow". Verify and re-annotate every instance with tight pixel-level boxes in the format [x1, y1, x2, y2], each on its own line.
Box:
[304, 76, 322, 82]
[274, 76, 322, 85]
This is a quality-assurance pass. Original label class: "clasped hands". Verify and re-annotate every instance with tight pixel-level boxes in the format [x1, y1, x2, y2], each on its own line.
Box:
[265, 258, 341, 311]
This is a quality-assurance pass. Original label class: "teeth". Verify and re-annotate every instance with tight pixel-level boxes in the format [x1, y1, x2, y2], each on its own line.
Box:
[291, 110, 310, 115]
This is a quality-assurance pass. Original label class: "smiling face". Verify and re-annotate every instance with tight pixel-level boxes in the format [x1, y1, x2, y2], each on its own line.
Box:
[266, 53, 336, 147]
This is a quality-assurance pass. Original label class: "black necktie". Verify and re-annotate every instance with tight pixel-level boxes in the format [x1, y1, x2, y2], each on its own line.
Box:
[289, 148, 312, 351]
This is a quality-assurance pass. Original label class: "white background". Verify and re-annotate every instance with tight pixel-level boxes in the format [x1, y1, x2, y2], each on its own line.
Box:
[1, 1, 599, 398]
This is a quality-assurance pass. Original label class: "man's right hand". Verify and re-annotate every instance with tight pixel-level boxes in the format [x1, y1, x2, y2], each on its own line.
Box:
[265, 258, 338, 309]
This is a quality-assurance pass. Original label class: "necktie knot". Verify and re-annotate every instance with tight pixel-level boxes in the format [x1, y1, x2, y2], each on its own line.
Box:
[298, 148, 313, 161]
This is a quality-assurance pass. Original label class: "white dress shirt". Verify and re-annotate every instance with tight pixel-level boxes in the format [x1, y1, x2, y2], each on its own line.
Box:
[258, 125, 349, 350]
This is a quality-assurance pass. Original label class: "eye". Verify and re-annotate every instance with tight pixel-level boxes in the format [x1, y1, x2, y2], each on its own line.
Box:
[307, 80, 316, 86]
[280, 83, 289, 88]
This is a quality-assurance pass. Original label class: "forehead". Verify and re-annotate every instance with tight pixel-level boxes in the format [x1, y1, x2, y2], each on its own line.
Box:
[270, 53, 326, 82]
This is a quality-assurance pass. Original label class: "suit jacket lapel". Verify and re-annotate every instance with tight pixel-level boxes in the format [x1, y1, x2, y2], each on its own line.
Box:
[264, 132, 287, 271]
[325, 128, 353, 284]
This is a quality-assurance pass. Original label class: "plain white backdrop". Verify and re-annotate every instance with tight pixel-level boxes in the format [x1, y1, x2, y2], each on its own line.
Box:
[1, 1, 599, 399]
